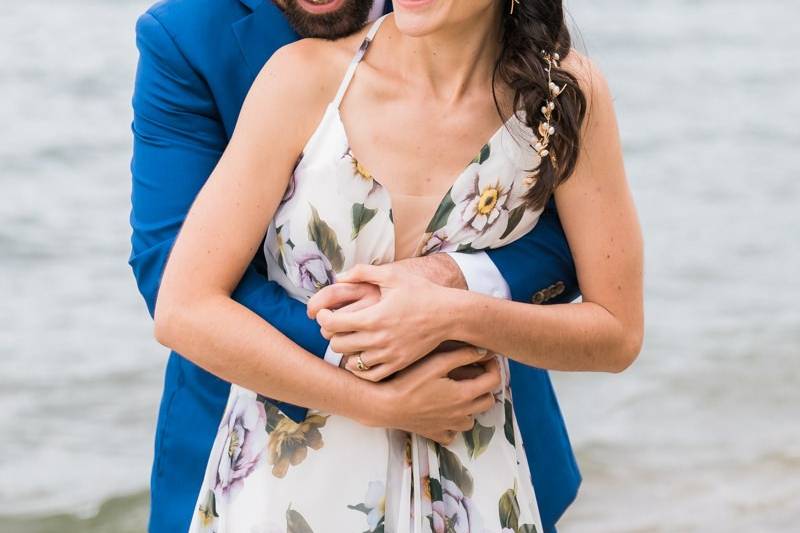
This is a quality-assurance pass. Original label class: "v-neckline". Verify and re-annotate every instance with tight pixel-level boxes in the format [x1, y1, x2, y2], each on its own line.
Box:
[331, 103, 519, 259]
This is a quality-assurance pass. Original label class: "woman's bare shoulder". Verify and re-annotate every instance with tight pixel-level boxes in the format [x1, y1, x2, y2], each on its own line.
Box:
[239, 27, 372, 148]
[258, 28, 371, 105]
[560, 48, 614, 119]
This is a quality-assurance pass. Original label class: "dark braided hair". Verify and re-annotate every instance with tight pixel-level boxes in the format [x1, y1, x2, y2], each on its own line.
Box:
[493, 0, 588, 210]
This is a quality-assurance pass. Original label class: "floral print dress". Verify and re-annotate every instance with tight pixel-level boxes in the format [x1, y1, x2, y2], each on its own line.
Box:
[189, 15, 547, 533]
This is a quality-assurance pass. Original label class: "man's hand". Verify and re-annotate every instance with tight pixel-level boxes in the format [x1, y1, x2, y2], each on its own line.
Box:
[311, 264, 461, 381]
[365, 346, 500, 445]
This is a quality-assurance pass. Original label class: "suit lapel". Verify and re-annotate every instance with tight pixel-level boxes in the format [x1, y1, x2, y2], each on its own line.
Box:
[232, 0, 300, 82]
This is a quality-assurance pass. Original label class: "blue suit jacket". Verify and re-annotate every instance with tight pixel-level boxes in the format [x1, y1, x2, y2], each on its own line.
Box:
[129, 0, 581, 531]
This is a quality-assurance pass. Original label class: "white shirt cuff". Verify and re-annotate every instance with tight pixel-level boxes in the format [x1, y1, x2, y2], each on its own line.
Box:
[323, 344, 344, 367]
[447, 251, 511, 299]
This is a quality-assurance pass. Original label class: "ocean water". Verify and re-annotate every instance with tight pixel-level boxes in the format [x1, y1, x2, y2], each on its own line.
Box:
[1, 0, 798, 531]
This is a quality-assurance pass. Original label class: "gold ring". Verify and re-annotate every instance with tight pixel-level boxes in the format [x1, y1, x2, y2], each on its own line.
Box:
[355, 353, 371, 371]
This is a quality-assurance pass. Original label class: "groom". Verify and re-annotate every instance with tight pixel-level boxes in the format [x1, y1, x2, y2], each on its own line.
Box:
[129, 0, 581, 531]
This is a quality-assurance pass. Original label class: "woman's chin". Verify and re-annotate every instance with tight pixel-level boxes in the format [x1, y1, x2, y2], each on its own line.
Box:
[393, 0, 444, 37]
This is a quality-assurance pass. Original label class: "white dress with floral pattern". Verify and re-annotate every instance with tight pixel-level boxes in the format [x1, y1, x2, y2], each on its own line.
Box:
[189, 15, 547, 533]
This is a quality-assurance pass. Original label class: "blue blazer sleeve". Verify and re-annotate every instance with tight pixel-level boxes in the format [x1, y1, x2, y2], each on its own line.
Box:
[129, 13, 328, 365]
[485, 197, 580, 305]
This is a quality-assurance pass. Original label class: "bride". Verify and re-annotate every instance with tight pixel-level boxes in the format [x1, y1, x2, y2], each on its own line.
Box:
[154, 0, 643, 531]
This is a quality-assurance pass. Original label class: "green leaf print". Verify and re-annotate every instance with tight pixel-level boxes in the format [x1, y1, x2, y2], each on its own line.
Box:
[504, 398, 516, 446]
[462, 419, 495, 459]
[456, 242, 477, 253]
[425, 190, 456, 233]
[275, 224, 288, 274]
[276, 248, 288, 275]
[286, 506, 315, 533]
[498, 484, 538, 532]
[498, 488, 521, 531]
[307, 205, 344, 271]
[347, 503, 371, 514]
[428, 476, 443, 501]
[500, 204, 527, 240]
[256, 395, 286, 433]
[436, 445, 474, 497]
[472, 143, 491, 165]
[351, 202, 378, 239]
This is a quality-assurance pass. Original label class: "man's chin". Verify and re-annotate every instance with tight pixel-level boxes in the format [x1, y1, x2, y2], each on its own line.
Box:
[281, 0, 375, 39]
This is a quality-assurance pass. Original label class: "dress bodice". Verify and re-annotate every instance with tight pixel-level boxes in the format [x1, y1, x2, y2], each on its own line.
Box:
[263, 14, 546, 301]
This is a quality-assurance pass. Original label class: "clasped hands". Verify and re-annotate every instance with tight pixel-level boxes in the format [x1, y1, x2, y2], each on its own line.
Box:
[307, 262, 500, 444]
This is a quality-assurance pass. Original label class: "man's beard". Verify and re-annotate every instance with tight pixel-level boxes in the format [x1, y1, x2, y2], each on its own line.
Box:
[281, 0, 376, 39]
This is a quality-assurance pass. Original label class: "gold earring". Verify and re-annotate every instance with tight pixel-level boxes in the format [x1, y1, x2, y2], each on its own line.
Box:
[510, 0, 520, 15]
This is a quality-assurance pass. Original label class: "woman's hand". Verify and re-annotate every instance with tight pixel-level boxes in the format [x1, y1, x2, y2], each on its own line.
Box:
[311, 263, 459, 381]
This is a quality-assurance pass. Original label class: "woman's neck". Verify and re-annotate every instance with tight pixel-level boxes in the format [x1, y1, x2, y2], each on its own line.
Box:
[387, 9, 504, 106]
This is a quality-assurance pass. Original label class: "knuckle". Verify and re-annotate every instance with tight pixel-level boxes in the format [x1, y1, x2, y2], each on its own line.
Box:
[457, 387, 472, 404]
[353, 284, 369, 297]
[375, 330, 392, 346]
[317, 310, 332, 328]
[328, 284, 344, 299]
[363, 314, 380, 330]
[489, 370, 502, 390]
[482, 395, 495, 411]
[329, 336, 342, 351]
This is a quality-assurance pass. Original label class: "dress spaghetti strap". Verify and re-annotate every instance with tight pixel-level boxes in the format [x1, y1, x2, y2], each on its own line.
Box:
[331, 14, 389, 108]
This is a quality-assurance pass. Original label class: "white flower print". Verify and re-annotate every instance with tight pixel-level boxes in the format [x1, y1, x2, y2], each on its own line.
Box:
[446, 157, 527, 250]
[348, 480, 386, 532]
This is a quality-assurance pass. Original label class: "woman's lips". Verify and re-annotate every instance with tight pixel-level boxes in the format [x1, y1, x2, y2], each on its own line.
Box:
[296, 0, 346, 16]
[394, 0, 436, 11]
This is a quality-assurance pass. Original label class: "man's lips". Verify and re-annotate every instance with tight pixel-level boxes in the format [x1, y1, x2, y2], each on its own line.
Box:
[296, 0, 345, 15]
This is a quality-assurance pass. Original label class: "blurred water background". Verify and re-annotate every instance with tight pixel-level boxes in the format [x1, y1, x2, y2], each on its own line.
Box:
[1, 0, 798, 531]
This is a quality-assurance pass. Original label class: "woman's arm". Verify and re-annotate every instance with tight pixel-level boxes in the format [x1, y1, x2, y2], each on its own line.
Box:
[452, 55, 643, 372]
[453, 54, 644, 372]
[317, 55, 643, 375]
